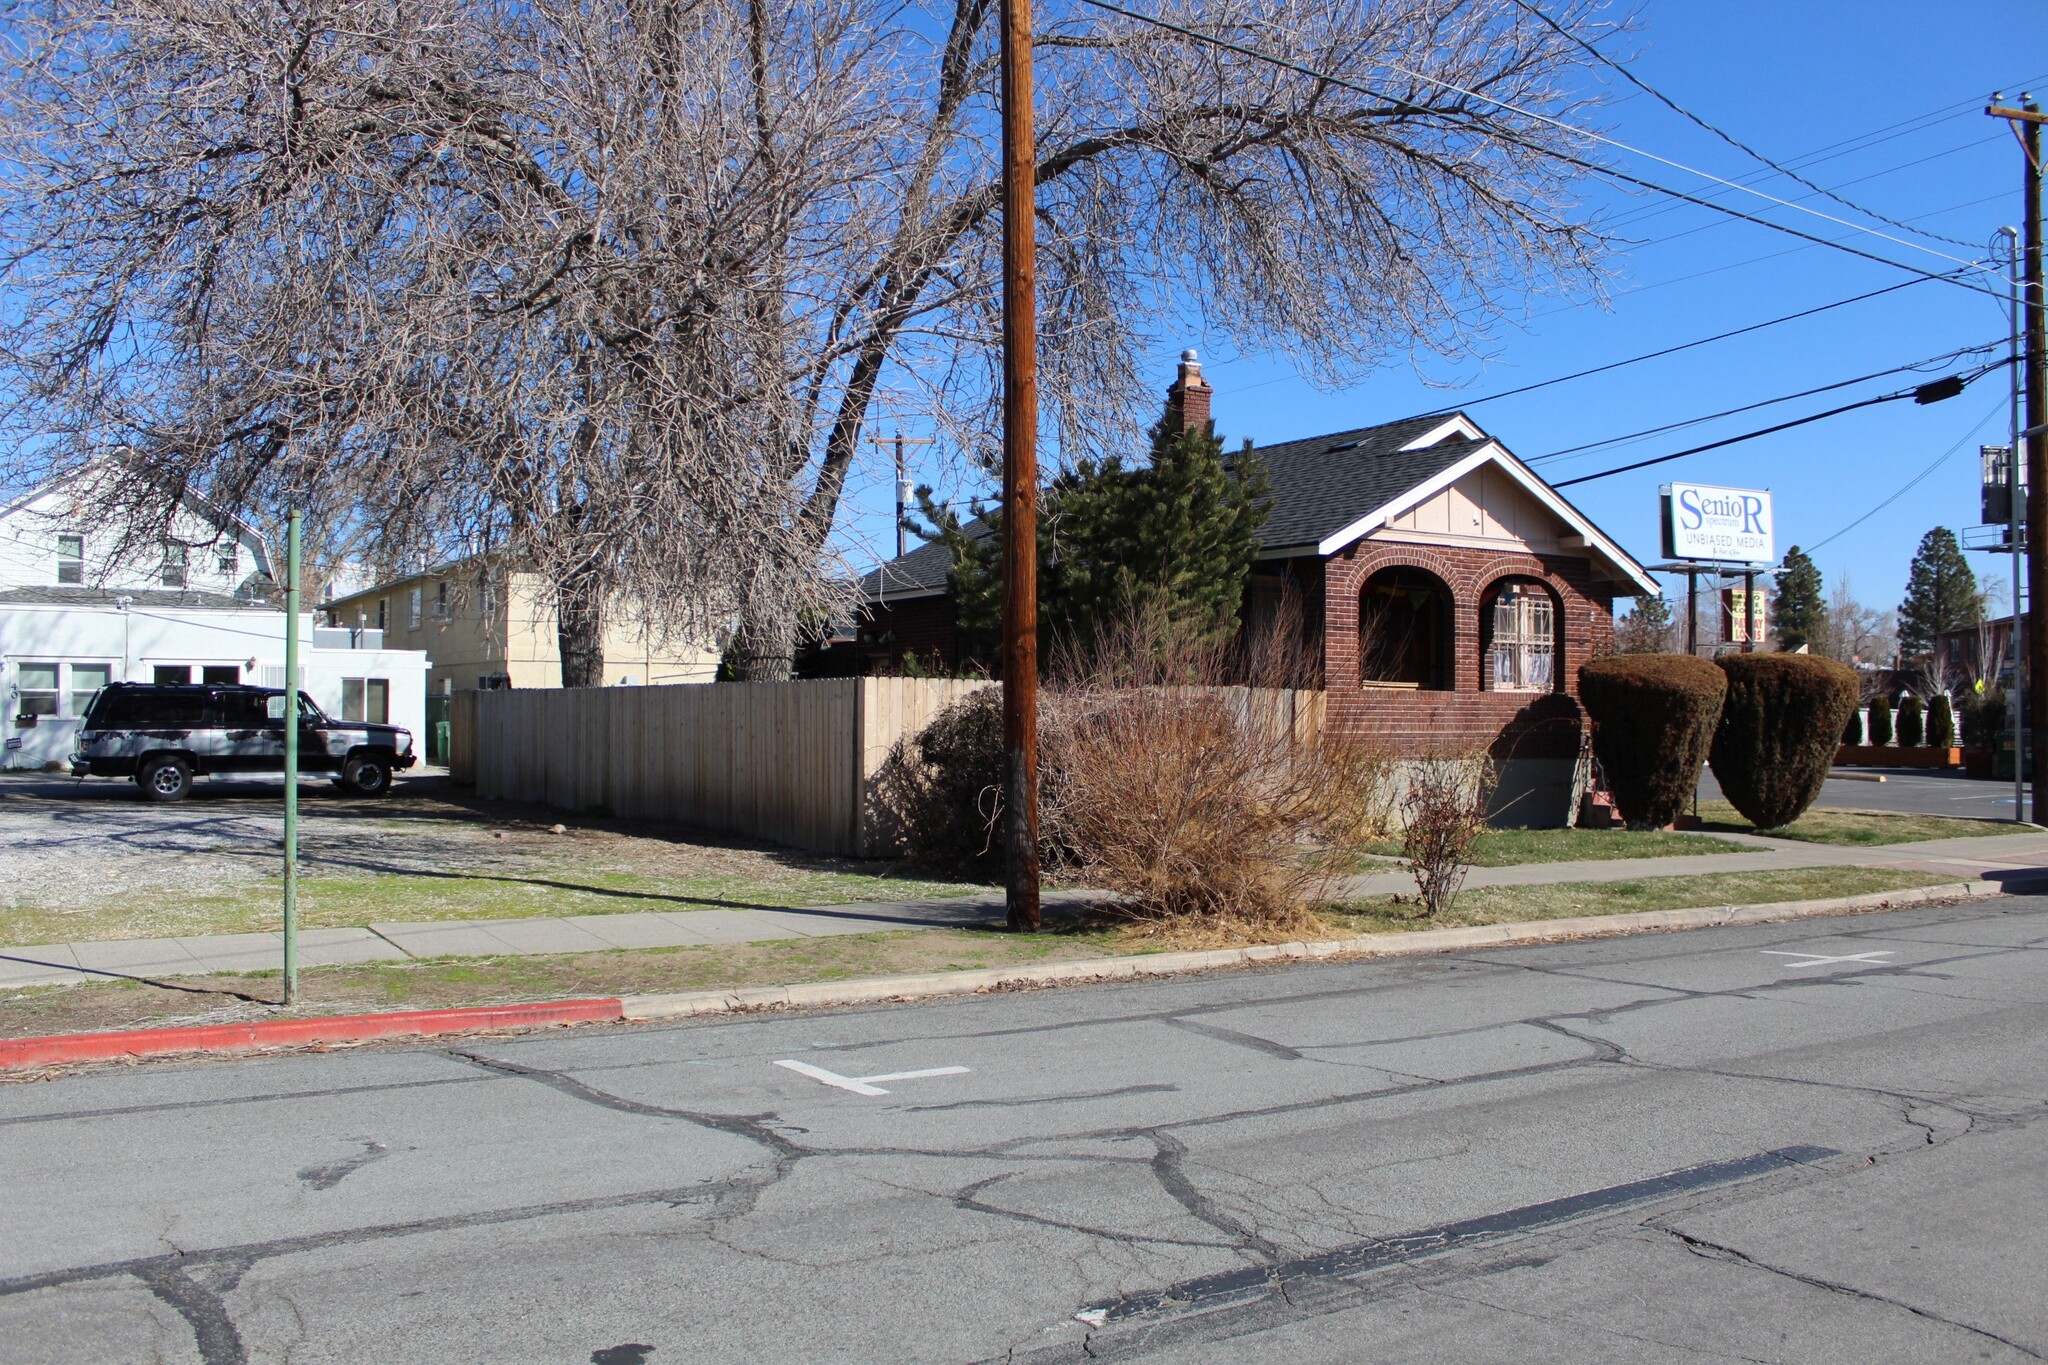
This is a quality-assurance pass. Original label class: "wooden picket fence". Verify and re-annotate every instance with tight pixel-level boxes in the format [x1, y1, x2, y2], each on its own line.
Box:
[450, 678, 989, 855]
[449, 677, 1326, 856]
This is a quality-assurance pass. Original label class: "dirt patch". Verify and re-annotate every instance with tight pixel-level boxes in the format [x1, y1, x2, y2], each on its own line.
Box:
[0, 774, 990, 944]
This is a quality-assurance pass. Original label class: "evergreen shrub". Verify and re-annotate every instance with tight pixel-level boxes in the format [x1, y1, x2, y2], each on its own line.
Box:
[1842, 707, 1864, 746]
[1962, 690, 2006, 749]
[1867, 696, 1893, 746]
[1928, 694, 1956, 750]
[1710, 654, 1859, 830]
[1897, 693, 1925, 747]
[1578, 655, 1726, 830]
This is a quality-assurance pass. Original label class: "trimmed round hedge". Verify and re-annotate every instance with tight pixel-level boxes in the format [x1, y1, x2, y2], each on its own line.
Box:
[1710, 653, 1859, 830]
[1579, 655, 1726, 830]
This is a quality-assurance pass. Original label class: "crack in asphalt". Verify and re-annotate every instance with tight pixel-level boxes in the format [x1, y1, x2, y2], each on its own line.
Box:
[6, 898, 2043, 1362]
[1654, 1225, 2047, 1360]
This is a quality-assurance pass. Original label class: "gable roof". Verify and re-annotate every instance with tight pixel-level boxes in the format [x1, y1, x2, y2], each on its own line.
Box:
[857, 410, 1657, 602]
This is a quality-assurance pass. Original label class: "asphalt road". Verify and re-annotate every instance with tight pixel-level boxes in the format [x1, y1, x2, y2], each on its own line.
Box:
[4, 898, 2046, 1363]
[1703, 763, 2025, 822]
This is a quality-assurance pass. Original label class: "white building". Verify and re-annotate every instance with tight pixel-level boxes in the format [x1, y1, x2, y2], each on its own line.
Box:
[1, 475, 429, 772]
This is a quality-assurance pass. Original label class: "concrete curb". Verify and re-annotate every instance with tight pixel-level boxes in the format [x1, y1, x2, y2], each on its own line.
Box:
[0, 881, 1998, 1070]
[618, 880, 2000, 1021]
[0, 998, 623, 1071]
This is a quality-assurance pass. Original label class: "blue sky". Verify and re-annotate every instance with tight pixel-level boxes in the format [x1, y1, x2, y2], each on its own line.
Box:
[834, 0, 2048, 623]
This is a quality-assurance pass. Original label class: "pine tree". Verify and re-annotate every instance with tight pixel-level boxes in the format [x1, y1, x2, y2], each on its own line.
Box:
[914, 398, 1269, 660]
[1897, 527, 1981, 657]
[1615, 593, 1674, 653]
[1774, 545, 1825, 652]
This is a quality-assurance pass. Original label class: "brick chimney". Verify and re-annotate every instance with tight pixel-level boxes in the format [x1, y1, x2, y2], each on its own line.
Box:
[1165, 348, 1211, 436]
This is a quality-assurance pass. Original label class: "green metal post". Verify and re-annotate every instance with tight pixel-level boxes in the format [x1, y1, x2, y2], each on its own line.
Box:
[283, 511, 301, 1004]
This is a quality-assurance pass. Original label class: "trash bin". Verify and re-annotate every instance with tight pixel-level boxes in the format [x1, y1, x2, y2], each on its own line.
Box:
[432, 720, 450, 765]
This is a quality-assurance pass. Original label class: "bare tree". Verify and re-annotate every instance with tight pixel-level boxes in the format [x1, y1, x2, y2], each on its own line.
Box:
[1812, 577, 1897, 669]
[1, 0, 1619, 681]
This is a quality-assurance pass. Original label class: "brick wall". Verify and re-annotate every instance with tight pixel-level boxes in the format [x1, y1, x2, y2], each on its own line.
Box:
[1322, 539, 1619, 759]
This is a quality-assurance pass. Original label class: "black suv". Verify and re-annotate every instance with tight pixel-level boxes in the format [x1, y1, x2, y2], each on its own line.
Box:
[72, 683, 416, 801]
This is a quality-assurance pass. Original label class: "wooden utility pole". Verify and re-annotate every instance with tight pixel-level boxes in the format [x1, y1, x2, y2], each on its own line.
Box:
[1990, 94, 2046, 821]
[999, 0, 1041, 930]
[868, 432, 935, 559]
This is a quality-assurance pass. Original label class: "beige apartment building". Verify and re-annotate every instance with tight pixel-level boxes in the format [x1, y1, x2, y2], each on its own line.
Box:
[322, 557, 720, 695]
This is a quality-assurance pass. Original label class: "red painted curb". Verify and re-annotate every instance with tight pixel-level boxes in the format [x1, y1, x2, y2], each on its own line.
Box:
[0, 998, 625, 1070]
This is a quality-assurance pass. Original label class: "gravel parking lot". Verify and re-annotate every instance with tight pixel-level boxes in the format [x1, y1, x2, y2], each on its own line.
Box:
[0, 772, 985, 943]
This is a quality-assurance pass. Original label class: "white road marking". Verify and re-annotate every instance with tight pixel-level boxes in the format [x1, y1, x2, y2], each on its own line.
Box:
[774, 1059, 971, 1096]
[1760, 950, 1898, 969]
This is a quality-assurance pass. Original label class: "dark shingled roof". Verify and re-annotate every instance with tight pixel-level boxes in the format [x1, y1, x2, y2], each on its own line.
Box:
[0, 585, 275, 610]
[1242, 414, 1482, 551]
[857, 412, 1489, 601]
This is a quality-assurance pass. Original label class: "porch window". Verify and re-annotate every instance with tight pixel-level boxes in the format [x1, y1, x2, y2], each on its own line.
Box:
[1360, 568, 1450, 690]
[1488, 582, 1556, 692]
[16, 663, 59, 716]
[56, 534, 83, 585]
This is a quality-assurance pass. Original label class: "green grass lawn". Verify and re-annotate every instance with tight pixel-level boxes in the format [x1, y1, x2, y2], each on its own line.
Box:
[0, 865, 993, 948]
[1697, 800, 2035, 846]
[0, 864, 1971, 1044]
[1333, 865, 1955, 935]
[1348, 826, 1749, 868]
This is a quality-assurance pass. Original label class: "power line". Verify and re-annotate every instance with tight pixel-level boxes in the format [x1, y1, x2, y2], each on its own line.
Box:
[1078, 0, 2008, 298]
[1503, 0, 1982, 249]
[1600, 84, 2037, 233]
[1551, 363, 2003, 488]
[1417, 276, 1943, 417]
[1805, 400, 2007, 553]
[1529, 341, 2001, 465]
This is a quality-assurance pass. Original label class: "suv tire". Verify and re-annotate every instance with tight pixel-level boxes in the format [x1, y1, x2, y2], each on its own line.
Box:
[139, 755, 193, 803]
[341, 754, 393, 797]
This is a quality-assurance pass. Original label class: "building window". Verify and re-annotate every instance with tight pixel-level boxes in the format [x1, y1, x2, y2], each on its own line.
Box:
[202, 665, 241, 685]
[376, 598, 388, 631]
[161, 544, 188, 588]
[16, 663, 60, 716]
[434, 581, 449, 618]
[479, 571, 496, 617]
[1359, 568, 1451, 690]
[342, 678, 391, 723]
[70, 663, 111, 715]
[1487, 581, 1557, 692]
[408, 587, 422, 630]
[56, 534, 83, 585]
[154, 664, 193, 685]
[217, 543, 238, 578]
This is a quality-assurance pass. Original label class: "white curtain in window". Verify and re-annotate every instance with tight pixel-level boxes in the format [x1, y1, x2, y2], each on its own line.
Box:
[1491, 587, 1555, 691]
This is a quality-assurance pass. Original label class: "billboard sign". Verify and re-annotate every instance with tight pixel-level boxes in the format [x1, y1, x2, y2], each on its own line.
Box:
[1722, 587, 1770, 645]
[1661, 483, 1774, 565]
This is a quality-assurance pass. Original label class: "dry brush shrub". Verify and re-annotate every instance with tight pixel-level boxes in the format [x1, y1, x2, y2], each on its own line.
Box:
[866, 688, 1004, 866]
[1578, 654, 1727, 830]
[1039, 612, 1395, 935]
[1400, 752, 1497, 918]
[1709, 654, 1858, 830]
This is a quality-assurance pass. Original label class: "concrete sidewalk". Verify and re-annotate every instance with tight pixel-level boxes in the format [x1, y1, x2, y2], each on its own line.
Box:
[0, 890, 1098, 990]
[6, 831, 2044, 992]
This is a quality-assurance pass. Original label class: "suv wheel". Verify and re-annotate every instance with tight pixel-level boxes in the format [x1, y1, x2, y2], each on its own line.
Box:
[139, 755, 193, 802]
[341, 754, 393, 797]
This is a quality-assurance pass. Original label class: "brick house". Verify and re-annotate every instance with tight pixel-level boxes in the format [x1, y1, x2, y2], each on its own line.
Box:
[859, 353, 1658, 823]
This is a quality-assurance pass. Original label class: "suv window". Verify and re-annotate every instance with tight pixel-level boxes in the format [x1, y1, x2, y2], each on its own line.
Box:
[85, 688, 207, 728]
[215, 691, 272, 728]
